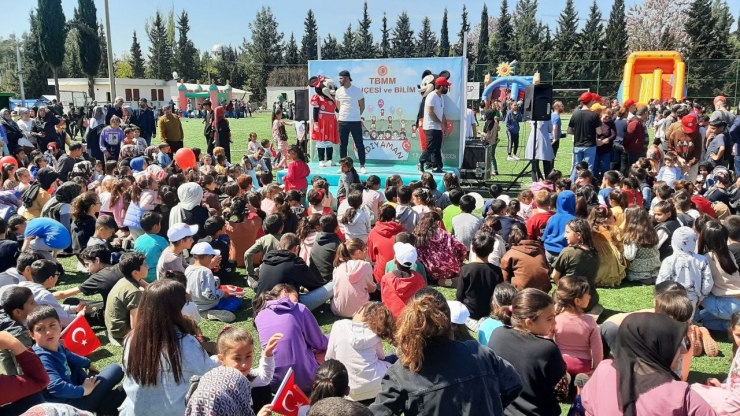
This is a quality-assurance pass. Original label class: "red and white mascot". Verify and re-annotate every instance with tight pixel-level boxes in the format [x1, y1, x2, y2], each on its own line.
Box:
[309, 75, 338, 167]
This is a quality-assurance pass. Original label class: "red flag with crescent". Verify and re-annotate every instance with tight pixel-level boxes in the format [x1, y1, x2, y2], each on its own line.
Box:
[271, 367, 310, 416]
[60, 314, 101, 357]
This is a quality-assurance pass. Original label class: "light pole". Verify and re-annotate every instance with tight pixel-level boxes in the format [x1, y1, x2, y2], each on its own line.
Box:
[16, 45, 25, 107]
[104, 0, 116, 100]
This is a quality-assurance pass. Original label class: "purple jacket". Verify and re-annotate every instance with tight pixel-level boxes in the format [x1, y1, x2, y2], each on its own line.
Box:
[254, 297, 328, 393]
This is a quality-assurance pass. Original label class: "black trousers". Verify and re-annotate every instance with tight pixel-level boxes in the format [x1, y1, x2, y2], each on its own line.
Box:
[338, 121, 365, 165]
[167, 140, 184, 155]
[532, 160, 554, 182]
[419, 129, 443, 170]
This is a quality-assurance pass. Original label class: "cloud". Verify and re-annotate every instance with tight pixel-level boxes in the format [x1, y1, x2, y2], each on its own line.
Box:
[402, 67, 418, 77]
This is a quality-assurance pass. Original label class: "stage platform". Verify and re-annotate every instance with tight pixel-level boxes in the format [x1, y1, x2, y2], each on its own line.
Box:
[276, 161, 459, 191]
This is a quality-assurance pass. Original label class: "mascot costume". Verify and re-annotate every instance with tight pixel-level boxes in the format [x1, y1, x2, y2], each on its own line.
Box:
[416, 70, 451, 168]
[309, 75, 339, 167]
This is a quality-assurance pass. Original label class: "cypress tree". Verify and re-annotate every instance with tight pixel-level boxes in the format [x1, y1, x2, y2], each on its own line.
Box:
[416, 17, 438, 58]
[129, 31, 145, 78]
[284, 33, 300, 65]
[604, 0, 627, 96]
[37, 0, 67, 98]
[23, 12, 53, 98]
[454, 5, 470, 57]
[147, 11, 173, 80]
[580, 0, 606, 93]
[439, 9, 450, 57]
[300, 10, 318, 62]
[339, 24, 355, 59]
[243, 6, 283, 102]
[490, 0, 513, 65]
[355, 2, 376, 59]
[322, 34, 339, 60]
[378, 13, 391, 58]
[390, 12, 415, 58]
[175, 11, 198, 82]
[74, 0, 101, 99]
[553, 0, 580, 89]
[98, 24, 108, 77]
[477, 5, 490, 72]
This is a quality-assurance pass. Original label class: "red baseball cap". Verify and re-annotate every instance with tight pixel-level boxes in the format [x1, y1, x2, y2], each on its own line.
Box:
[579, 92, 594, 103]
[714, 95, 727, 106]
[435, 77, 452, 87]
[681, 115, 697, 133]
[592, 94, 603, 103]
[623, 99, 636, 108]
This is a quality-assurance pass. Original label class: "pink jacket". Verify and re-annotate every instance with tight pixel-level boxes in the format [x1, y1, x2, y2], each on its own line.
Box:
[284, 160, 310, 191]
[330, 260, 376, 318]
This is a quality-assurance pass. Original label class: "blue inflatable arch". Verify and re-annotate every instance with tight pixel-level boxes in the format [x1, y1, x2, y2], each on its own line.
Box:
[481, 76, 534, 102]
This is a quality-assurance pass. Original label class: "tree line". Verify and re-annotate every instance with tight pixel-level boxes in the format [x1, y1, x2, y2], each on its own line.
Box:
[0, 0, 739, 103]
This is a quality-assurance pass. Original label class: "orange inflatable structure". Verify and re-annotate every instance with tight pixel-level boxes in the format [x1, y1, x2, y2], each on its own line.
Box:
[619, 51, 686, 105]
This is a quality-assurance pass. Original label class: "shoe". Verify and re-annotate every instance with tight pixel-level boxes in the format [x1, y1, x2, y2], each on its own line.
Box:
[326, 160, 333, 167]
[200, 309, 236, 323]
[438, 277, 457, 287]
[360, 166, 367, 175]
[506, 155, 515, 161]
[247, 275, 259, 289]
[511, 154, 520, 160]
[318, 161, 325, 168]
[431, 169, 446, 174]
[417, 163, 425, 173]
[336, 168, 343, 174]
[699, 327, 719, 357]
[690, 325, 703, 356]
[585, 303, 604, 319]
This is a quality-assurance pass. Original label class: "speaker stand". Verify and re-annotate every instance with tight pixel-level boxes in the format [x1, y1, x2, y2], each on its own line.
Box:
[506, 121, 541, 192]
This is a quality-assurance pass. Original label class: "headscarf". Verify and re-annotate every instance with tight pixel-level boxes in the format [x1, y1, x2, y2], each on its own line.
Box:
[130, 156, 146, 173]
[212, 106, 226, 129]
[185, 367, 254, 416]
[170, 182, 203, 226]
[54, 182, 82, 204]
[671, 226, 696, 256]
[614, 312, 688, 416]
[89, 105, 105, 129]
[23, 403, 94, 416]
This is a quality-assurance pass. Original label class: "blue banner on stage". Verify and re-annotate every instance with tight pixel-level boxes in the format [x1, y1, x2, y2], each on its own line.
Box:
[308, 57, 466, 168]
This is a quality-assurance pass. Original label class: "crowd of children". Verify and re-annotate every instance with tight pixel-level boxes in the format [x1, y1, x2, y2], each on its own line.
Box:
[1, 96, 740, 416]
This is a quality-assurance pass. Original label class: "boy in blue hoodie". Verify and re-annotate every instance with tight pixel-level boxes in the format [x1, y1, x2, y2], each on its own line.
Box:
[28, 305, 125, 414]
[542, 190, 576, 264]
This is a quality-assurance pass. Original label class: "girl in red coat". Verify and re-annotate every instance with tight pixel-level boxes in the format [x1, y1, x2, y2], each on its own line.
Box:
[368, 205, 407, 282]
[283, 145, 310, 198]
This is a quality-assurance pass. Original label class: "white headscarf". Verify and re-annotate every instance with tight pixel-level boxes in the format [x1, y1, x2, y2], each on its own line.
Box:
[89, 106, 105, 129]
[169, 182, 204, 227]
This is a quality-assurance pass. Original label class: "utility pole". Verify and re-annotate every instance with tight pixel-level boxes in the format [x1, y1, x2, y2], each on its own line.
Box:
[104, 0, 116, 100]
[16, 45, 25, 107]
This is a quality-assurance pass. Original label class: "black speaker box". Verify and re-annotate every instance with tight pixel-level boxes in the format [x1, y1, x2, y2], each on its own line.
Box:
[523, 84, 553, 121]
[295, 89, 309, 121]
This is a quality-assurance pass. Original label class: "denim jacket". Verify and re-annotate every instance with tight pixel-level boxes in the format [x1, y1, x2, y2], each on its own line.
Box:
[369, 340, 522, 416]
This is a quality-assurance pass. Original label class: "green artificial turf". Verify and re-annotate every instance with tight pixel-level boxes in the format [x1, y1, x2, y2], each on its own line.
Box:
[48, 115, 729, 415]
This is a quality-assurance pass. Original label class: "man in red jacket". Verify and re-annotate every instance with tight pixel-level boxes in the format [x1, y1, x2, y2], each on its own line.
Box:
[623, 106, 649, 175]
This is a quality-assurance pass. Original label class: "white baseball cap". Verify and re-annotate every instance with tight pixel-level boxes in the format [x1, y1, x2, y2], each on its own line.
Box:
[168, 223, 198, 242]
[393, 242, 417, 267]
[447, 301, 470, 325]
[190, 242, 220, 256]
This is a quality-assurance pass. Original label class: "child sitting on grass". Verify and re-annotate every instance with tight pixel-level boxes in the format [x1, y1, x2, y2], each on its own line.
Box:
[19, 259, 85, 327]
[104, 252, 148, 346]
[477, 282, 517, 345]
[456, 233, 503, 332]
[380, 242, 426, 317]
[186, 242, 237, 323]
[29, 305, 125, 414]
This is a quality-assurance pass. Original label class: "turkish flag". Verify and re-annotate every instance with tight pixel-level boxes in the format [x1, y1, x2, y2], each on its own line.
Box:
[271, 368, 310, 416]
[60, 314, 101, 357]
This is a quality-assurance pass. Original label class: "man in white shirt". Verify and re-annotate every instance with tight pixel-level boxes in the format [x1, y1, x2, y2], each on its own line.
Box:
[465, 105, 478, 139]
[418, 77, 450, 173]
[335, 70, 367, 174]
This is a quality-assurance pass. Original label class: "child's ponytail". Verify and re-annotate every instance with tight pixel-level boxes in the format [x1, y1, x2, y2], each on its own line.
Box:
[497, 288, 553, 330]
[308, 359, 349, 405]
[332, 238, 365, 268]
[340, 191, 362, 225]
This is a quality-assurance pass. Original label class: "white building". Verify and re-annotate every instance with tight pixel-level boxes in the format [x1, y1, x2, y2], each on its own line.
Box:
[47, 78, 250, 109]
[266, 86, 307, 108]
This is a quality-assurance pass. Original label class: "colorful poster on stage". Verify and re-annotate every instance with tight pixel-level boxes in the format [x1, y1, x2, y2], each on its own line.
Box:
[308, 57, 466, 167]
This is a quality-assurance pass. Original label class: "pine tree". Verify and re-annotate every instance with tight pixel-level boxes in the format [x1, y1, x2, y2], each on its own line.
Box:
[553, 0, 580, 89]
[453, 5, 470, 56]
[390, 11, 415, 58]
[711, 0, 733, 50]
[129, 31, 145, 78]
[684, 0, 714, 97]
[146, 11, 173, 80]
[355, 2, 376, 59]
[477, 5, 490, 72]
[37, 0, 67, 98]
[74, 0, 101, 99]
[439, 9, 450, 57]
[658, 27, 678, 50]
[490, 0, 513, 65]
[62, 31, 84, 78]
[98, 24, 108, 77]
[339, 24, 354, 59]
[175, 11, 198, 82]
[604, 0, 627, 96]
[322, 34, 339, 60]
[243, 6, 283, 102]
[284, 33, 300, 65]
[512, 0, 543, 74]
[166, 8, 176, 59]
[580, 0, 605, 93]
[23, 12, 53, 98]
[300, 10, 318, 62]
[378, 13, 391, 58]
[416, 17, 438, 58]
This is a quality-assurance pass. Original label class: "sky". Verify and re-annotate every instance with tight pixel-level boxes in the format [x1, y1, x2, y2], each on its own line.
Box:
[3, 0, 740, 58]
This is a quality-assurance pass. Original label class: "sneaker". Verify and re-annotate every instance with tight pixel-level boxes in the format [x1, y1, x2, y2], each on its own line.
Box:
[431, 169, 446, 174]
[326, 160, 333, 167]
[318, 161, 325, 167]
[699, 327, 719, 357]
[247, 275, 259, 289]
[585, 303, 604, 319]
[360, 166, 367, 175]
[417, 163, 425, 173]
[511, 154, 520, 161]
[506, 155, 515, 161]
[200, 309, 236, 323]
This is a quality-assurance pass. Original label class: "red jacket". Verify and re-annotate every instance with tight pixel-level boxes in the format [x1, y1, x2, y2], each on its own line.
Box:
[284, 160, 310, 191]
[381, 270, 426, 317]
[368, 221, 406, 282]
[624, 118, 646, 154]
[0, 349, 50, 405]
